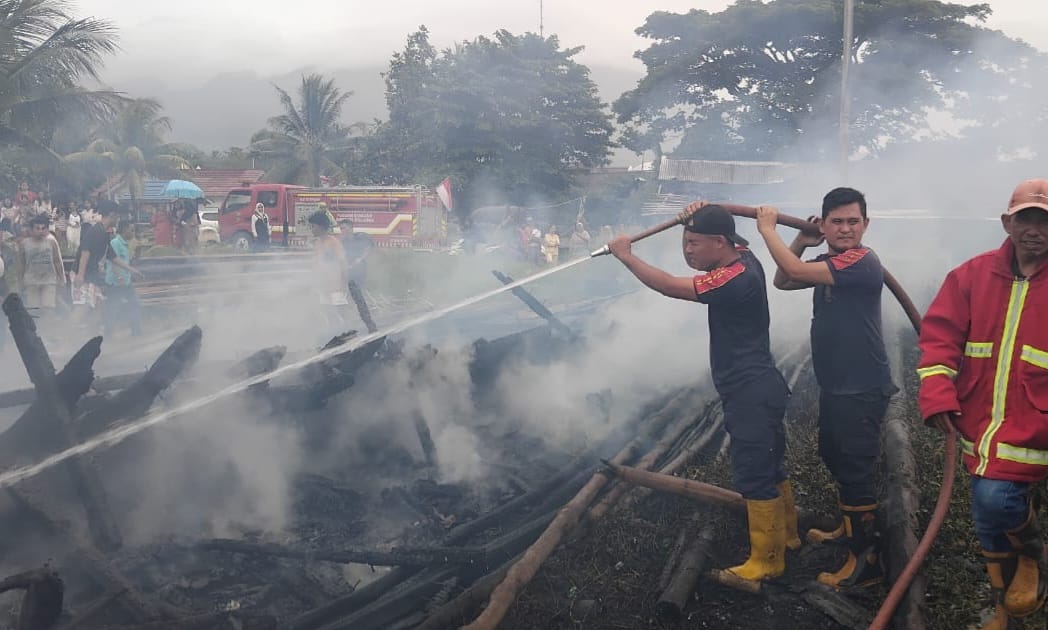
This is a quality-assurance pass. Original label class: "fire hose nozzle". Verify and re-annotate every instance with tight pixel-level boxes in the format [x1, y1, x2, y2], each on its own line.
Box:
[590, 245, 611, 258]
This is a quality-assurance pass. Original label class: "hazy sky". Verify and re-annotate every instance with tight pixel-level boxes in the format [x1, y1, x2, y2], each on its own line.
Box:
[81, 0, 1046, 87]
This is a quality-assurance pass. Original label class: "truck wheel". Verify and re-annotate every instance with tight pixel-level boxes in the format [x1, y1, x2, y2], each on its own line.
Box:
[231, 231, 253, 252]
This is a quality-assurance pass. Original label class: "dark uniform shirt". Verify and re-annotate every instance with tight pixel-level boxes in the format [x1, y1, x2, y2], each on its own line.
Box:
[78, 222, 115, 285]
[694, 249, 780, 396]
[810, 247, 893, 394]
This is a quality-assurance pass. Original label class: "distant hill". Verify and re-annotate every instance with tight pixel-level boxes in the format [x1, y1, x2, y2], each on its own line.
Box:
[108, 63, 644, 161]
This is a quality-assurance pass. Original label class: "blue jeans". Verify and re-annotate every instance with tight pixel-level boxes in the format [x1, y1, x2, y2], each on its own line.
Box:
[970, 476, 1031, 552]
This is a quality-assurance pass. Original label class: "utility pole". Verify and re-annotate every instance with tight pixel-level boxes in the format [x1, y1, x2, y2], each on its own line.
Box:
[839, 0, 854, 182]
[539, 0, 544, 37]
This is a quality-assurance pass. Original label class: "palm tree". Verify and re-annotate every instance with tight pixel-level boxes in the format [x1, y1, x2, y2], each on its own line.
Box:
[65, 98, 191, 211]
[0, 0, 124, 158]
[250, 73, 351, 187]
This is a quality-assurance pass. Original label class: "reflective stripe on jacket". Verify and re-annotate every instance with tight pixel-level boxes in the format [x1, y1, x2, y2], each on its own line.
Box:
[917, 238, 1048, 482]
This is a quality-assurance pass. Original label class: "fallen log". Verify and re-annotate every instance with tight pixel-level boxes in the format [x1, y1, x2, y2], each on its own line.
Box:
[657, 526, 690, 594]
[459, 394, 694, 630]
[288, 568, 408, 630]
[491, 270, 577, 339]
[0, 567, 64, 630]
[657, 524, 714, 621]
[801, 584, 874, 630]
[196, 538, 487, 567]
[412, 412, 438, 467]
[584, 394, 712, 524]
[1, 294, 123, 551]
[301, 511, 557, 630]
[611, 403, 726, 516]
[602, 462, 745, 510]
[414, 553, 524, 630]
[881, 336, 928, 630]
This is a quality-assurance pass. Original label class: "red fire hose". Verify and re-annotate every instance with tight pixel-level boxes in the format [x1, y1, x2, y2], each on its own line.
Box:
[595, 202, 957, 629]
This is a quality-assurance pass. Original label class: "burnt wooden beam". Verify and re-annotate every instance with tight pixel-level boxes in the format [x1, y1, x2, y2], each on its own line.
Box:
[415, 554, 523, 630]
[0, 567, 64, 630]
[412, 412, 438, 468]
[75, 326, 202, 440]
[656, 525, 714, 621]
[801, 584, 874, 630]
[1, 294, 123, 551]
[491, 270, 576, 339]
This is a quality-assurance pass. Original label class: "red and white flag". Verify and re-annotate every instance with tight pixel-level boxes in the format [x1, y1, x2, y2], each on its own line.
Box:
[436, 177, 453, 211]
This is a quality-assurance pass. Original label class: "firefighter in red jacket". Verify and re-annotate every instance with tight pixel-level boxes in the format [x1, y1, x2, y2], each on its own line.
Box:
[918, 179, 1048, 629]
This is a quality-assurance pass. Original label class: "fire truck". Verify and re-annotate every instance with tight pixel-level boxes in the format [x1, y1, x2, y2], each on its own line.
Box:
[218, 183, 448, 251]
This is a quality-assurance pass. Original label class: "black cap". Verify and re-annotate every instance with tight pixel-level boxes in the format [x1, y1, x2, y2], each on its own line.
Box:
[683, 204, 749, 247]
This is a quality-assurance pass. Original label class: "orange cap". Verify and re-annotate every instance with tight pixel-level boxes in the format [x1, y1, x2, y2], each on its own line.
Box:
[1006, 179, 1048, 215]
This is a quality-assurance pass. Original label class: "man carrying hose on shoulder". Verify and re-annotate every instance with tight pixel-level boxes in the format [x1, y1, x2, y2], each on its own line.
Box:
[608, 203, 795, 586]
[918, 180, 1048, 629]
[754, 187, 897, 590]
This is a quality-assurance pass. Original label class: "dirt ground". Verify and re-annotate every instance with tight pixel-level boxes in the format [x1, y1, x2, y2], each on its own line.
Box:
[499, 354, 1048, 630]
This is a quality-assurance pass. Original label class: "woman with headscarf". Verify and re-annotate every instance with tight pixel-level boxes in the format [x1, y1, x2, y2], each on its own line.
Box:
[251, 203, 271, 252]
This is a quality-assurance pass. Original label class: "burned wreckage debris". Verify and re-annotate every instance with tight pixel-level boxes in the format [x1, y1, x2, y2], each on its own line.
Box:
[0, 277, 929, 630]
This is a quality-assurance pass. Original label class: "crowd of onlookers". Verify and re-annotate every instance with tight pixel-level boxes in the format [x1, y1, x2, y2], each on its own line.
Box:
[0, 182, 180, 349]
[514, 219, 639, 265]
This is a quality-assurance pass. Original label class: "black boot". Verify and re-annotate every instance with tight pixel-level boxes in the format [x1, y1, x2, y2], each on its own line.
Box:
[816, 503, 883, 590]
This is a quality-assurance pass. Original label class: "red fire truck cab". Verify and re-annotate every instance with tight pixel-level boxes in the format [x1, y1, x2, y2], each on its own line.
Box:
[219, 183, 448, 251]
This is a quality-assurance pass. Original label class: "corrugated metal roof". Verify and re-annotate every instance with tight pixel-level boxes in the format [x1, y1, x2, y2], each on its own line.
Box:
[640, 193, 692, 216]
[116, 180, 172, 202]
[658, 159, 801, 184]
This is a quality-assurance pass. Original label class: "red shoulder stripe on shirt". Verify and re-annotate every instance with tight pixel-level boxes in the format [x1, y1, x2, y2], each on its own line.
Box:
[829, 247, 870, 271]
[694, 261, 745, 295]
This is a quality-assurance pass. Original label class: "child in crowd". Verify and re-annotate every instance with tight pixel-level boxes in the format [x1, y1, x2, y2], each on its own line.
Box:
[103, 219, 142, 337]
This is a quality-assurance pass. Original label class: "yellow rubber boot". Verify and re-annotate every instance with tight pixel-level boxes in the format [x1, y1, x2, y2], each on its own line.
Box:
[1004, 508, 1048, 618]
[722, 496, 787, 582]
[777, 480, 802, 551]
[817, 503, 883, 590]
[979, 551, 1017, 630]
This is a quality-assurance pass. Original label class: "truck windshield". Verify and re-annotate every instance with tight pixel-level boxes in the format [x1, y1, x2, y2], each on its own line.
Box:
[223, 191, 251, 214]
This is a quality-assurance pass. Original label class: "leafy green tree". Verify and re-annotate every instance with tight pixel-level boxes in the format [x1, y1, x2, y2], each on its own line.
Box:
[65, 98, 191, 209]
[249, 73, 351, 187]
[349, 28, 615, 223]
[0, 0, 123, 159]
[615, 0, 1035, 160]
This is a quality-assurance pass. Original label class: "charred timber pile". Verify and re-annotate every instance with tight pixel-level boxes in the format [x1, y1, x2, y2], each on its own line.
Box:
[0, 276, 836, 630]
[0, 292, 384, 628]
[0, 281, 717, 629]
